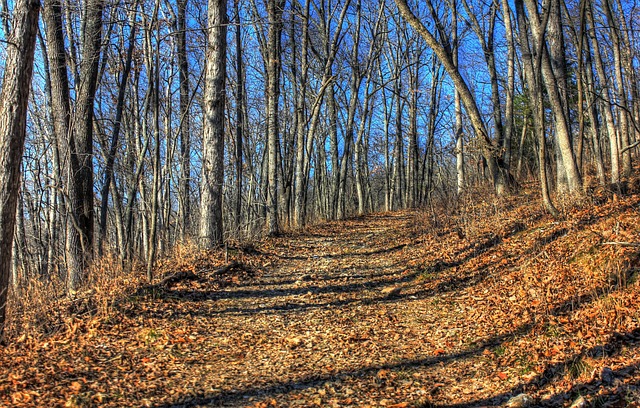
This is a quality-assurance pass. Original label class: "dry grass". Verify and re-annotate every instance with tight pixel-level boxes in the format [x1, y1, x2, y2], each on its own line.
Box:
[4, 253, 144, 344]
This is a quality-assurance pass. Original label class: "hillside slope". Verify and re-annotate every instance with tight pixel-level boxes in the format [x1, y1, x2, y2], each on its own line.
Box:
[1, 189, 639, 407]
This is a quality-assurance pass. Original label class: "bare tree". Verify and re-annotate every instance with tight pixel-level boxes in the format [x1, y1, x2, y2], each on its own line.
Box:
[199, 0, 228, 247]
[0, 0, 40, 340]
[177, 0, 192, 240]
[43, 0, 105, 291]
[265, 0, 285, 236]
[394, 0, 512, 195]
[515, 0, 559, 216]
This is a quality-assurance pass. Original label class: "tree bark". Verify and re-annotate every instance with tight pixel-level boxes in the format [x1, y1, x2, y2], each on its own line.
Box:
[451, 0, 464, 194]
[199, 0, 228, 247]
[522, 0, 582, 194]
[177, 0, 192, 240]
[515, 0, 559, 216]
[586, 0, 620, 185]
[234, 0, 244, 232]
[0, 0, 40, 340]
[265, 0, 284, 236]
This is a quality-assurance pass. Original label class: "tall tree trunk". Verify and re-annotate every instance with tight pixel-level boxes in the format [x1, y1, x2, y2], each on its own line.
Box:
[265, 0, 284, 236]
[0, 0, 40, 340]
[452, 0, 464, 194]
[547, 0, 570, 193]
[234, 0, 244, 232]
[586, 0, 620, 185]
[146, 0, 161, 281]
[44, 0, 104, 291]
[515, 0, 559, 216]
[177, 0, 191, 240]
[292, 0, 310, 227]
[602, 0, 631, 178]
[199, 0, 228, 247]
[406, 50, 420, 208]
[522, 0, 582, 194]
[68, 0, 103, 291]
[501, 0, 515, 168]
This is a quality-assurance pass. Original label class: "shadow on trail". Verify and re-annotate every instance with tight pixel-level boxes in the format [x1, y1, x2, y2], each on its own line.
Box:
[127, 220, 584, 321]
[154, 317, 639, 408]
[125, 212, 610, 319]
[140, 211, 640, 406]
[154, 329, 521, 408]
[419, 328, 640, 407]
[271, 243, 410, 261]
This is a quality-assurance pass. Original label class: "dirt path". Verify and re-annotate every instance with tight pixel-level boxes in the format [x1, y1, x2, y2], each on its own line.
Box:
[167, 212, 442, 407]
[2, 203, 640, 407]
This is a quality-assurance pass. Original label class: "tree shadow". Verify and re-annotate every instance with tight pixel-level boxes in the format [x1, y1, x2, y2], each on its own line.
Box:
[132, 214, 640, 406]
[123, 217, 583, 322]
[271, 243, 410, 261]
[419, 328, 640, 407]
[152, 328, 524, 408]
[152, 316, 639, 408]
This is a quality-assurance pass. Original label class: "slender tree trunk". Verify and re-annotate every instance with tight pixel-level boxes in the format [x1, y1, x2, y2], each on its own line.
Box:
[234, 0, 244, 232]
[199, 0, 228, 247]
[177, 0, 191, 240]
[576, 0, 606, 185]
[452, 0, 464, 194]
[265, 0, 284, 235]
[586, 0, 620, 185]
[547, 0, 570, 193]
[146, 0, 161, 281]
[501, 0, 515, 168]
[602, 0, 631, 178]
[522, 0, 582, 194]
[515, 0, 559, 216]
[406, 51, 420, 208]
[0, 0, 40, 340]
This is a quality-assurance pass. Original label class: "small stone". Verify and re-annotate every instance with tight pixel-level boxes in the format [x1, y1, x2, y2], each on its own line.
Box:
[569, 396, 586, 408]
[505, 393, 533, 408]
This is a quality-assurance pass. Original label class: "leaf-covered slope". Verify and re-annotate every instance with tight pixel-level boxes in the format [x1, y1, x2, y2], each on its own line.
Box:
[1, 190, 639, 407]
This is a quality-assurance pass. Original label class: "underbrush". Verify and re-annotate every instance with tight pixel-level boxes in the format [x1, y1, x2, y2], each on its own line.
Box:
[4, 254, 145, 344]
[3, 239, 254, 345]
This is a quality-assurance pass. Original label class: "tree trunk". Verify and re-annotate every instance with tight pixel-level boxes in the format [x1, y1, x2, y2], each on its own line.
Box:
[177, 0, 192, 240]
[265, 0, 284, 236]
[586, 0, 620, 185]
[0, 0, 40, 340]
[199, 0, 228, 247]
[501, 0, 515, 168]
[234, 0, 244, 232]
[66, 0, 104, 291]
[522, 0, 582, 194]
[602, 0, 631, 178]
[452, 0, 464, 194]
[515, 0, 559, 216]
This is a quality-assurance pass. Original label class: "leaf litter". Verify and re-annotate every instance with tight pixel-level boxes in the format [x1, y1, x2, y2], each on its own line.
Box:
[1, 187, 640, 407]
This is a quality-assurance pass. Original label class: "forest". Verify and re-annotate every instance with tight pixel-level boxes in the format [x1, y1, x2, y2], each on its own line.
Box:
[0, 0, 639, 406]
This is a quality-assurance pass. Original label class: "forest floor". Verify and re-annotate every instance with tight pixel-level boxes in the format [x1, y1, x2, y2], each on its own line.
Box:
[1, 187, 640, 407]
